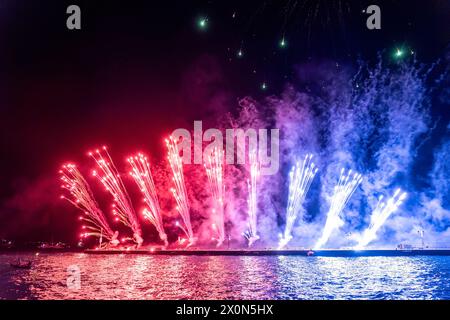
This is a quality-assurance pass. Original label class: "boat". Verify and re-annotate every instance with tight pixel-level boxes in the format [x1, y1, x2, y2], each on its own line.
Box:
[38, 242, 67, 249]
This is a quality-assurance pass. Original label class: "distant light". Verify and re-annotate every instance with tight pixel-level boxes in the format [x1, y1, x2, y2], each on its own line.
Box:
[394, 48, 404, 59]
[261, 82, 267, 90]
[197, 17, 208, 30]
[237, 49, 243, 57]
[279, 37, 287, 48]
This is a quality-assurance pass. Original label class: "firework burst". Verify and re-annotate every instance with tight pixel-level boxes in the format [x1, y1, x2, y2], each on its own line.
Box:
[166, 136, 195, 246]
[244, 149, 260, 247]
[128, 153, 168, 247]
[60, 164, 116, 244]
[90, 146, 143, 247]
[315, 168, 362, 249]
[279, 154, 318, 249]
[355, 189, 407, 249]
[204, 147, 226, 246]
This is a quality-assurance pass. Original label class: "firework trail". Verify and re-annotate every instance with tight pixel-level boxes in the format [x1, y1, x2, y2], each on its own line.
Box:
[128, 153, 168, 247]
[315, 168, 362, 249]
[204, 147, 226, 246]
[279, 154, 318, 249]
[166, 136, 195, 246]
[60, 164, 116, 243]
[90, 146, 143, 247]
[243, 149, 261, 247]
[355, 189, 407, 249]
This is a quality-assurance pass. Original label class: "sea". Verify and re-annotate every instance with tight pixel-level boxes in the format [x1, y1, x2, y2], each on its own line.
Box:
[1, 252, 449, 299]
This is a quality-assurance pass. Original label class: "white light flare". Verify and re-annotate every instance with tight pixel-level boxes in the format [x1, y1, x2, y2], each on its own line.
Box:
[60, 164, 115, 241]
[244, 149, 260, 247]
[355, 189, 407, 249]
[315, 168, 363, 249]
[128, 153, 168, 247]
[90, 146, 143, 247]
[204, 147, 226, 247]
[279, 154, 318, 249]
[166, 136, 195, 246]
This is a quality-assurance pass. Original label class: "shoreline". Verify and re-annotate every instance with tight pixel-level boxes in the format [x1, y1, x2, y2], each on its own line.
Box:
[83, 249, 450, 256]
[2, 248, 450, 256]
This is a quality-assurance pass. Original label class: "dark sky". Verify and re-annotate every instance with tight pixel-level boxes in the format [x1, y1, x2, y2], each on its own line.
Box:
[0, 0, 449, 243]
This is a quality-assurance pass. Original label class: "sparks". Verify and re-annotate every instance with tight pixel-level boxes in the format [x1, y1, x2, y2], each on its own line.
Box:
[197, 17, 208, 30]
[394, 48, 404, 59]
[166, 136, 195, 246]
[204, 147, 226, 246]
[128, 153, 168, 247]
[244, 149, 260, 247]
[60, 164, 116, 244]
[279, 154, 318, 249]
[315, 168, 362, 249]
[90, 146, 143, 247]
[355, 189, 407, 249]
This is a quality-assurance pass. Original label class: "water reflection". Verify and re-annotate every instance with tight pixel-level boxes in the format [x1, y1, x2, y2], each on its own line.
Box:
[0, 253, 449, 299]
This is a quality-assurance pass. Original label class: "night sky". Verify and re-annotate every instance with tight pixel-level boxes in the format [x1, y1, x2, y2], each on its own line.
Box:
[0, 0, 449, 244]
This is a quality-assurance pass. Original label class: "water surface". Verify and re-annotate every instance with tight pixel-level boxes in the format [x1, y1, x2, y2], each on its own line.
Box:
[1, 253, 449, 299]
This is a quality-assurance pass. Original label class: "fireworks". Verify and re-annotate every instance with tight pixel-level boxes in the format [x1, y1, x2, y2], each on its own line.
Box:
[244, 149, 260, 247]
[355, 189, 407, 249]
[204, 147, 226, 246]
[279, 154, 318, 249]
[128, 153, 168, 247]
[60, 164, 115, 243]
[60, 147, 412, 250]
[228, 0, 351, 58]
[315, 168, 362, 249]
[197, 17, 208, 30]
[166, 136, 195, 245]
[90, 146, 143, 247]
